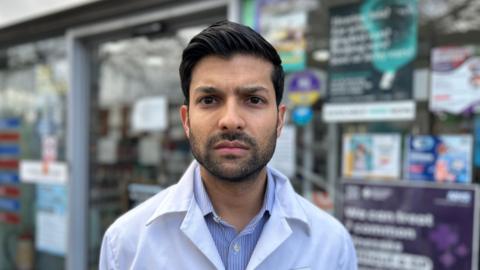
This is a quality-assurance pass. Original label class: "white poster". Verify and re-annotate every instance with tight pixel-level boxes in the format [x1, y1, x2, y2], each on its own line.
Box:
[131, 96, 168, 132]
[342, 133, 401, 180]
[270, 125, 296, 177]
[323, 101, 416, 122]
[430, 46, 480, 114]
[20, 160, 68, 184]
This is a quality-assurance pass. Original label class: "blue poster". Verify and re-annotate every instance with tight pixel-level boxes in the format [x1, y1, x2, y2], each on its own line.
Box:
[406, 135, 472, 183]
[36, 184, 68, 255]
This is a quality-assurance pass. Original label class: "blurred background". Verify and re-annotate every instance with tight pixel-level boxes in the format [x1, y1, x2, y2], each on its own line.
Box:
[0, 0, 479, 269]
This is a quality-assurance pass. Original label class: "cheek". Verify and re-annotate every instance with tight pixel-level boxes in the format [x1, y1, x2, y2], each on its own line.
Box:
[250, 113, 279, 136]
[188, 117, 209, 137]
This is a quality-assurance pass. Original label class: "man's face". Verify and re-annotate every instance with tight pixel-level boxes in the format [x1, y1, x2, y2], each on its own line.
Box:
[180, 54, 286, 182]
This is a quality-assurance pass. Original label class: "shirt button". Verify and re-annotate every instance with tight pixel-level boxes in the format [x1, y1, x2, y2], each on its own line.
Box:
[233, 243, 240, 253]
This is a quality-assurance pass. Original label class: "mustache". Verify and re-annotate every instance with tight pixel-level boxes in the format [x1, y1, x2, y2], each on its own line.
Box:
[207, 132, 256, 147]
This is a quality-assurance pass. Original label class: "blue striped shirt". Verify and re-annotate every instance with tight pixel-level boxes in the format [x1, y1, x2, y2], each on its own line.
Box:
[193, 167, 275, 270]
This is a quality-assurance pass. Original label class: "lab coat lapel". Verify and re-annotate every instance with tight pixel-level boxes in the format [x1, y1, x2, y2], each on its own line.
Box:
[245, 210, 292, 270]
[180, 187, 225, 270]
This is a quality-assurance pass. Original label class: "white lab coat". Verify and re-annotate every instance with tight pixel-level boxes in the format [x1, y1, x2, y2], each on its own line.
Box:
[99, 161, 357, 270]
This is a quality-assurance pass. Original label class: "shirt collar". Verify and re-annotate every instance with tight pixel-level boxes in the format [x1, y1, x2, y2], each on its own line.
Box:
[193, 166, 275, 217]
[146, 160, 309, 233]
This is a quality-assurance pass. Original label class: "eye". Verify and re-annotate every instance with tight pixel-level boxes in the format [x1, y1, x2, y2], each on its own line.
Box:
[247, 96, 265, 105]
[199, 96, 217, 105]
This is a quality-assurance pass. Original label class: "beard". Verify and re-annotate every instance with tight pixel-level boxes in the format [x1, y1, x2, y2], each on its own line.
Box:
[189, 127, 277, 182]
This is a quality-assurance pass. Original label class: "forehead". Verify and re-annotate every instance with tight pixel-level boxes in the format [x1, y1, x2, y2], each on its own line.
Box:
[190, 54, 273, 86]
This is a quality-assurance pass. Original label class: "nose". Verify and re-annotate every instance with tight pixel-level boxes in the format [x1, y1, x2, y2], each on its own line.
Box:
[218, 99, 245, 131]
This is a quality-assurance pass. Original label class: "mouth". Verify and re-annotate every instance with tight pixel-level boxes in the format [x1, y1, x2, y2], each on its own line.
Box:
[213, 141, 249, 156]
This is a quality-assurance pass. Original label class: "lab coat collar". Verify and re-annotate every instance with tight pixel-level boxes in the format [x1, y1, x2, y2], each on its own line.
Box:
[145, 161, 197, 225]
[267, 165, 311, 233]
[146, 161, 311, 231]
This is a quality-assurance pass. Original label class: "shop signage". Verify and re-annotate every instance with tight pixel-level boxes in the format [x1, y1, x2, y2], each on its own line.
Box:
[342, 180, 479, 270]
[254, 0, 308, 72]
[323, 100, 415, 122]
[342, 133, 401, 180]
[20, 160, 68, 184]
[328, 0, 417, 103]
[405, 135, 473, 183]
[287, 70, 325, 106]
[292, 106, 314, 126]
[430, 46, 480, 114]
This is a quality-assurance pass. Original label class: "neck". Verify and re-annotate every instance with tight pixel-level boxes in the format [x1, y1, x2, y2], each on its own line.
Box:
[200, 166, 268, 232]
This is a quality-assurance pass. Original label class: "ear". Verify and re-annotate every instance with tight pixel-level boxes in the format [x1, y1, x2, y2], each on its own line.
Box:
[180, 105, 190, 139]
[276, 104, 287, 138]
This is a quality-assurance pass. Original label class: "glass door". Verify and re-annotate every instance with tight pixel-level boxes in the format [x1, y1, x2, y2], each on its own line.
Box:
[86, 10, 226, 269]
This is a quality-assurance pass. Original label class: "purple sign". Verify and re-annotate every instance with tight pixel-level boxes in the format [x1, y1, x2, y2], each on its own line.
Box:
[288, 71, 321, 93]
[342, 180, 479, 270]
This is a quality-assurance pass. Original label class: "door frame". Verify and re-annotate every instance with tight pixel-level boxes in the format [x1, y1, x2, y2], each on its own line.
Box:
[66, 1, 238, 269]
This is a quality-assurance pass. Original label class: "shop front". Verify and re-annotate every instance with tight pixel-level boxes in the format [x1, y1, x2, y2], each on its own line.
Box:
[241, 0, 480, 269]
[1, 0, 480, 269]
[0, 0, 234, 269]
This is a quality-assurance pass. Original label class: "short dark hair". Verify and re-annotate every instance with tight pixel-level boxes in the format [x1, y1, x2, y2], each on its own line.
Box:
[179, 20, 284, 105]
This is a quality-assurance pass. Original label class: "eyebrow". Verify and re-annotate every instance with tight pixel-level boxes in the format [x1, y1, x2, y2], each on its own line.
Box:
[192, 85, 269, 95]
[192, 86, 221, 95]
[234, 86, 269, 95]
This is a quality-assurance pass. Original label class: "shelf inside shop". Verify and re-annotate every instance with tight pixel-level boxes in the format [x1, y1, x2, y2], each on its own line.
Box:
[90, 187, 122, 202]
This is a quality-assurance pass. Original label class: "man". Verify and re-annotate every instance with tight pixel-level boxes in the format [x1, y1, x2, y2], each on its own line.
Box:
[100, 20, 357, 270]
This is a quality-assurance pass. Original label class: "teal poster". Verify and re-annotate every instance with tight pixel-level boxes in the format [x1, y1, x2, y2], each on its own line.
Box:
[328, 0, 417, 102]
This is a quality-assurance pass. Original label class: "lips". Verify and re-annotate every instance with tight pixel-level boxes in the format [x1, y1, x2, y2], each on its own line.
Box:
[213, 141, 249, 156]
[214, 141, 249, 150]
